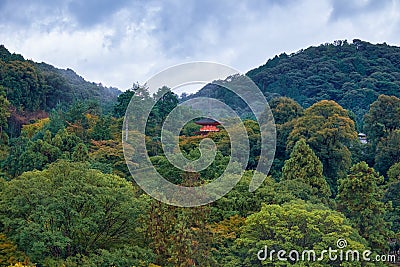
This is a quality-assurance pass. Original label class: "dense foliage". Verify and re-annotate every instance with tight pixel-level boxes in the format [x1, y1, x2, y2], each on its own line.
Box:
[193, 39, 400, 130]
[0, 45, 120, 138]
[0, 41, 399, 266]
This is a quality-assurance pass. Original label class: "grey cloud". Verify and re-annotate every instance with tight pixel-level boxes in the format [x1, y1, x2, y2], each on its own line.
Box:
[0, 0, 64, 27]
[2, 0, 399, 90]
[329, 0, 393, 20]
[67, 0, 138, 27]
[0, 0, 143, 29]
[149, 0, 295, 57]
[0, 0, 294, 40]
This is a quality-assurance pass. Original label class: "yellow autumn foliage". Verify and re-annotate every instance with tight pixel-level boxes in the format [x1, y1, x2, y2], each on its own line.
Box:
[21, 118, 50, 138]
[7, 263, 35, 267]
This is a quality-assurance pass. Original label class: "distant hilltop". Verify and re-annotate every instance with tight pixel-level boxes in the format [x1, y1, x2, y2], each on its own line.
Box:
[0, 45, 121, 113]
[0, 45, 121, 136]
[193, 39, 400, 128]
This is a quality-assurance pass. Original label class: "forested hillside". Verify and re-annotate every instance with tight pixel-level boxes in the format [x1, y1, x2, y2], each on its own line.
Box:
[0, 45, 120, 136]
[193, 39, 400, 128]
[0, 42, 399, 266]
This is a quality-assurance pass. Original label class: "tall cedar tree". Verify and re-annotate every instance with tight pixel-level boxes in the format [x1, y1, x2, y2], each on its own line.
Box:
[282, 139, 331, 199]
[336, 161, 392, 252]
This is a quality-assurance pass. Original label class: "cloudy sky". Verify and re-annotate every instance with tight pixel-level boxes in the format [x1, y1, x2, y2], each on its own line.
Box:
[0, 0, 399, 91]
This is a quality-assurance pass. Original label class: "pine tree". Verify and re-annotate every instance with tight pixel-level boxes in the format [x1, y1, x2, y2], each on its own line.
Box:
[0, 86, 10, 145]
[336, 161, 392, 252]
[282, 139, 331, 199]
[72, 143, 89, 162]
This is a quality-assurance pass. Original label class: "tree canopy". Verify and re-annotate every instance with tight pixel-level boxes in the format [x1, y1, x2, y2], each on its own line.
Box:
[1, 41, 400, 266]
[287, 100, 358, 193]
[0, 161, 152, 265]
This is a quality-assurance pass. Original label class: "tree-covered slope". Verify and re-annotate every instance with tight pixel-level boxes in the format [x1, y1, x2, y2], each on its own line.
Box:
[193, 39, 400, 128]
[0, 45, 121, 113]
[248, 39, 400, 125]
[36, 62, 120, 110]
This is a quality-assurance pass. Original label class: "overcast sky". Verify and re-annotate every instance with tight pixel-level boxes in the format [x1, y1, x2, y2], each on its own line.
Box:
[0, 0, 399, 91]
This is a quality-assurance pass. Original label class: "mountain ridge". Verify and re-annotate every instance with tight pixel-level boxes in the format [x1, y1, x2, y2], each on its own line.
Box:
[192, 39, 400, 128]
[0, 45, 121, 111]
[0, 45, 121, 135]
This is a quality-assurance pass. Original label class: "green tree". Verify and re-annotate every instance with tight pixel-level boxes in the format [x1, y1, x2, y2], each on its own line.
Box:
[2, 127, 86, 178]
[146, 172, 214, 267]
[207, 215, 245, 266]
[282, 139, 331, 199]
[152, 86, 179, 123]
[180, 121, 201, 137]
[0, 161, 150, 264]
[269, 97, 304, 125]
[90, 115, 112, 141]
[89, 139, 129, 179]
[1, 137, 54, 178]
[0, 233, 29, 267]
[52, 128, 82, 153]
[230, 201, 368, 266]
[46, 108, 66, 135]
[0, 60, 47, 111]
[374, 130, 400, 177]
[364, 95, 400, 146]
[387, 162, 400, 183]
[384, 181, 400, 242]
[211, 171, 276, 221]
[71, 143, 89, 162]
[0, 86, 10, 145]
[269, 97, 304, 177]
[113, 89, 134, 118]
[123, 85, 154, 136]
[288, 100, 358, 193]
[145, 86, 178, 137]
[336, 162, 392, 252]
[384, 162, 400, 249]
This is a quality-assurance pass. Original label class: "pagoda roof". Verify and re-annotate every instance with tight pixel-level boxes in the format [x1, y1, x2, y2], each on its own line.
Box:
[195, 118, 220, 125]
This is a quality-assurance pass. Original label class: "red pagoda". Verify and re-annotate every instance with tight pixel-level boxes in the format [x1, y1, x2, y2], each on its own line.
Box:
[195, 118, 220, 135]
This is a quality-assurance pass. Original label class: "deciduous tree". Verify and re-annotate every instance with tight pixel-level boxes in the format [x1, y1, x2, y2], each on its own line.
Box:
[288, 100, 358, 193]
[230, 201, 368, 266]
[0, 161, 150, 264]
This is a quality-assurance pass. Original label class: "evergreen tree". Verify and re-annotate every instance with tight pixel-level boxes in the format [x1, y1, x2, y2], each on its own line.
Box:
[113, 89, 134, 118]
[267, 97, 304, 179]
[387, 162, 400, 183]
[269, 97, 304, 125]
[384, 162, 400, 248]
[71, 143, 89, 162]
[146, 172, 214, 266]
[364, 94, 400, 146]
[90, 115, 112, 141]
[0, 86, 10, 145]
[374, 130, 400, 177]
[47, 108, 66, 135]
[282, 139, 331, 199]
[336, 161, 392, 252]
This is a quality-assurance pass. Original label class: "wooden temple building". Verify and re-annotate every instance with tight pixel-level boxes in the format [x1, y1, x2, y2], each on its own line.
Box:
[195, 118, 220, 135]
